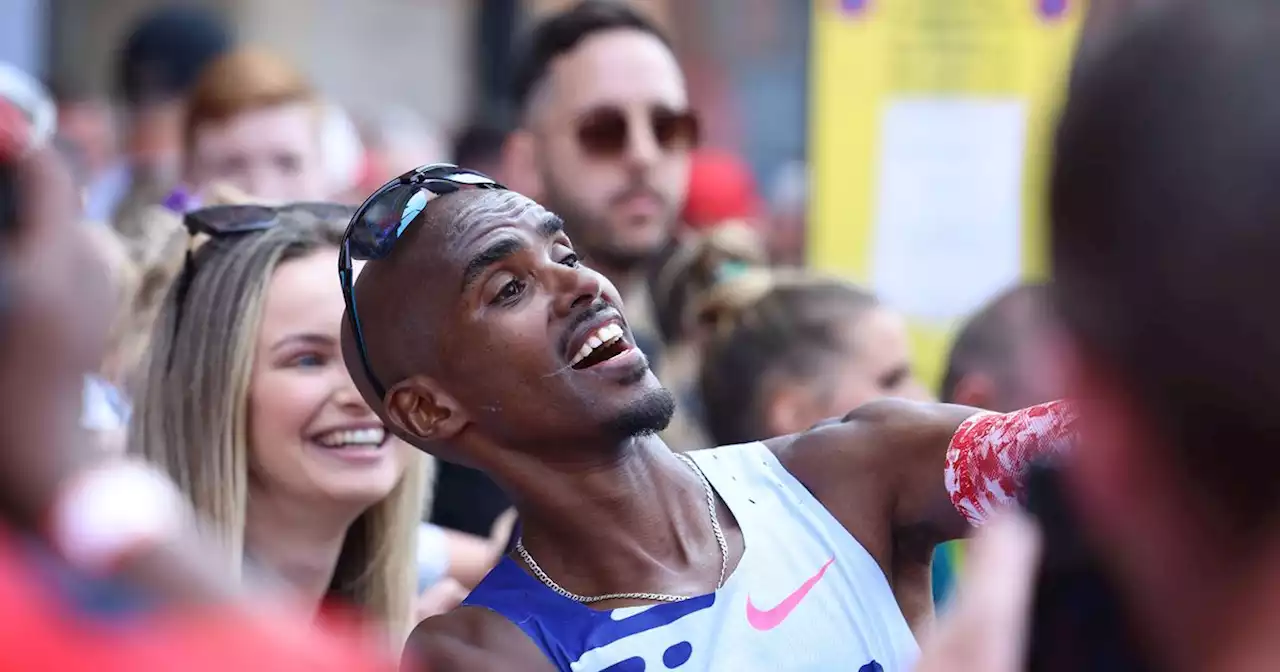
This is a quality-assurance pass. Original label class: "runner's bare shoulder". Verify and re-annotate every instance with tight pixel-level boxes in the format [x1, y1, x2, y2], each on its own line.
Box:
[402, 606, 554, 671]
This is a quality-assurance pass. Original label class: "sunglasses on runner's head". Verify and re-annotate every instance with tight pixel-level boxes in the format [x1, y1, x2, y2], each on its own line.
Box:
[339, 163, 507, 400]
[574, 106, 700, 159]
[170, 203, 354, 358]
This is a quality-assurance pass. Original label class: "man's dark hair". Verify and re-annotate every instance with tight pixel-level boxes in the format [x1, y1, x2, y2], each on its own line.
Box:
[940, 283, 1046, 403]
[452, 118, 510, 170]
[116, 6, 234, 106]
[510, 1, 672, 114]
[1050, 0, 1280, 536]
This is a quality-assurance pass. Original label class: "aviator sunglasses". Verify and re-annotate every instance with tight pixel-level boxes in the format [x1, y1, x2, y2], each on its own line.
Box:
[574, 106, 700, 158]
[338, 163, 506, 399]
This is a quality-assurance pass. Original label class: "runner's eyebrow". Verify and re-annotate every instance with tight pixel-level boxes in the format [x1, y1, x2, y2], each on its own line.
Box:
[462, 238, 524, 292]
[460, 213, 567, 292]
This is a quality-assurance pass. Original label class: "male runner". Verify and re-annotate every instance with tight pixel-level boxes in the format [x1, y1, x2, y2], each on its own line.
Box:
[340, 169, 1074, 670]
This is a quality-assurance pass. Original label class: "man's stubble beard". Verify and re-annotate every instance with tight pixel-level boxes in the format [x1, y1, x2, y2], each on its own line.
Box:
[603, 384, 677, 441]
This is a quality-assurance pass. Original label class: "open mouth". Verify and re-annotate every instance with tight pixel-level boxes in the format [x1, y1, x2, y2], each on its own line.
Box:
[570, 322, 630, 370]
[313, 427, 388, 450]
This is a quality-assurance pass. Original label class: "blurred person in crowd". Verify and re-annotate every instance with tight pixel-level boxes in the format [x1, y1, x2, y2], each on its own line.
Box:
[357, 106, 449, 198]
[49, 83, 117, 205]
[698, 270, 931, 447]
[920, 3, 1280, 670]
[503, 1, 699, 361]
[100, 5, 234, 223]
[765, 160, 807, 266]
[181, 48, 330, 203]
[647, 222, 768, 450]
[930, 282, 1060, 607]
[452, 118, 510, 182]
[340, 166, 1076, 670]
[129, 204, 428, 641]
[0, 60, 394, 672]
[940, 283, 1060, 414]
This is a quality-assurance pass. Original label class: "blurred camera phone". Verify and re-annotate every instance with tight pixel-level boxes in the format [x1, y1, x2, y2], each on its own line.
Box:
[1023, 462, 1157, 672]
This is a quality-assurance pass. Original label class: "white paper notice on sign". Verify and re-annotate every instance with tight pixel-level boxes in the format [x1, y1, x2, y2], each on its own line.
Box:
[870, 98, 1027, 323]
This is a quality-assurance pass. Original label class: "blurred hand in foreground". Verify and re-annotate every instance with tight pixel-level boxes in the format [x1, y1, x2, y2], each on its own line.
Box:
[915, 512, 1041, 672]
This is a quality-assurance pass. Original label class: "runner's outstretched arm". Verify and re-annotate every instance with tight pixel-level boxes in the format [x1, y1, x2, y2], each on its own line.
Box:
[781, 400, 1075, 556]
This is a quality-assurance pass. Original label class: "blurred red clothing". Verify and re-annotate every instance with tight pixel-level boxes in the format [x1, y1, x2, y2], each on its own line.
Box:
[682, 150, 762, 230]
[0, 527, 397, 672]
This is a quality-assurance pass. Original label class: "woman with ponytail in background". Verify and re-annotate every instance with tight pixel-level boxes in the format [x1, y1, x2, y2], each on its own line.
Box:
[697, 269, 931, 447]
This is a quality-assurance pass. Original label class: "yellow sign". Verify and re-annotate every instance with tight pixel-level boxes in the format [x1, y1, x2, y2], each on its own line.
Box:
[808, 0, 1083, 391]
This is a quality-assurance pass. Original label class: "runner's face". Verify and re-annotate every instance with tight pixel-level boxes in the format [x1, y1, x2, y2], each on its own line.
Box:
[411, 191, 675, 448]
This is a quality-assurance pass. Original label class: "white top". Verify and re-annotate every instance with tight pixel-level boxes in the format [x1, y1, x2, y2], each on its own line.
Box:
[463, 442, 920, 671]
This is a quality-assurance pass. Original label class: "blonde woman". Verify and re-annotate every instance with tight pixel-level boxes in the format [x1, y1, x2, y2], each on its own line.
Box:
[129, 203, 425, 642]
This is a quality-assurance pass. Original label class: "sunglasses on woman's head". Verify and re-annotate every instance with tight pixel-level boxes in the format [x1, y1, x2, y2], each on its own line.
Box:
[339, 163, 507, 400]
[183, 202, 354, 237]
[575, 106, 700, 159]
[169, 202, 356, 367]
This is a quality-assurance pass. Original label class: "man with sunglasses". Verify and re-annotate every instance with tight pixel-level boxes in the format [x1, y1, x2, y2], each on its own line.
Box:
[503, 1, 698, 357]
[339, 163, 1078, 671]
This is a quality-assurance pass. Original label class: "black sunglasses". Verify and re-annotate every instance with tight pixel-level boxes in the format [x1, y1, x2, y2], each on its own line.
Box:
[575, 106, 700, 158]
[339, 163, 506, 399]
[169, 203, 353, 364]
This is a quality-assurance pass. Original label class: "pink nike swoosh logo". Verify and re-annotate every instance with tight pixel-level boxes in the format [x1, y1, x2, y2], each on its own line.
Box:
[745, 556, 836, 631]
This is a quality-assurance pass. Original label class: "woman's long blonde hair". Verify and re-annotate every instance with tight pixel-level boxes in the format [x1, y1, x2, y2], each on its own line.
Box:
[128, 206, 426, 641]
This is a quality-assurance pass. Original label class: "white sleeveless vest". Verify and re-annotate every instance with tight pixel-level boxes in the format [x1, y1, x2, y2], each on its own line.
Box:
[463, 442, 920, 671]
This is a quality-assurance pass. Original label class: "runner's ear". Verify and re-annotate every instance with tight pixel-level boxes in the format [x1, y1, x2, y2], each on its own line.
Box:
[384, 375, 468, 443]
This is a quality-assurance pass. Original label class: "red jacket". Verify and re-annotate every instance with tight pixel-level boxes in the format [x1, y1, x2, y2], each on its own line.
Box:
[0, 528, 398, 672]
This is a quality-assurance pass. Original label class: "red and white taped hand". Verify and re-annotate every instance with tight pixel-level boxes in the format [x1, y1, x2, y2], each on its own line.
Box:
[945, 400, 1077, 526]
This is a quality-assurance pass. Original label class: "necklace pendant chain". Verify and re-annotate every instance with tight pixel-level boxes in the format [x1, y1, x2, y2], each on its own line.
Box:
[515, 452, 729, 604]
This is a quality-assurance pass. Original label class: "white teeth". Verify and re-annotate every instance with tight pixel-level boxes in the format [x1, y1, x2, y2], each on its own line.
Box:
[316, 427, 387, 448]
[570, 323, 627, 366]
